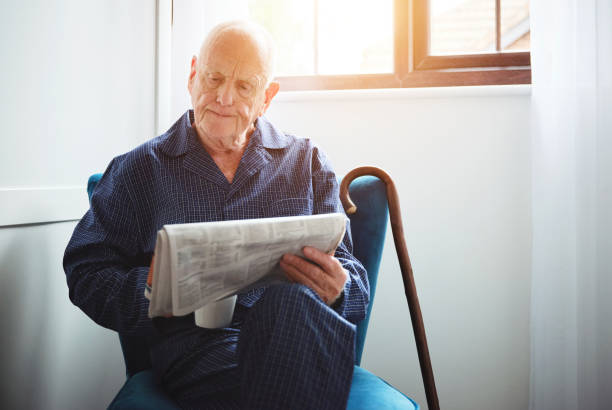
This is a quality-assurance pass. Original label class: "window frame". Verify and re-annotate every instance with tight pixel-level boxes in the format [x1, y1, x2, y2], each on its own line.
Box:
[274, 0, 531, 91]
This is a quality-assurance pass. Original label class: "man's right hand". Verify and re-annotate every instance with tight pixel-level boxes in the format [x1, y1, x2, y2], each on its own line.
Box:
[279, 246, 348, 306]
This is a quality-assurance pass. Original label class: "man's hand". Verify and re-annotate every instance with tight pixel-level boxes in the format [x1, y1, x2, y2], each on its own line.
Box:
[279, 246, 348, 306]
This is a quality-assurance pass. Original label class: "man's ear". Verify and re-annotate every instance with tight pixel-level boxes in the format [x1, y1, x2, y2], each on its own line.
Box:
[261, 81, 280, 114]
[187, 55, 197, 94]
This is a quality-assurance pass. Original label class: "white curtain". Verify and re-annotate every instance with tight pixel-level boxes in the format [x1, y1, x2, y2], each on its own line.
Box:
[530, 0, 612, 409]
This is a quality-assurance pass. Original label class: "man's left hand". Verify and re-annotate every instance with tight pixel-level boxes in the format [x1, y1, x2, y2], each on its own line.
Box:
[279, 246, 348, 306]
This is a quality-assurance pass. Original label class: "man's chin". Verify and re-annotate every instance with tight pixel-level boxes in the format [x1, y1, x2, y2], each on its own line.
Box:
[200, 124, 239, 142]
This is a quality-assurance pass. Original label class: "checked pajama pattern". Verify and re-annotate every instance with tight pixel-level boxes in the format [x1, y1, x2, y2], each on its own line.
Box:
[64, 111, 369, 409]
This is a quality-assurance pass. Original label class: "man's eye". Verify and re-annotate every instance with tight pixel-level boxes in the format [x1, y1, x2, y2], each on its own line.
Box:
[207, 77, 221, 85]
[239, 83, 252, 92]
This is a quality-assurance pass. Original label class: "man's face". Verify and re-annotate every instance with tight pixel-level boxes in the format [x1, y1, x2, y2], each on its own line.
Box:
[188, 33, 275, 144]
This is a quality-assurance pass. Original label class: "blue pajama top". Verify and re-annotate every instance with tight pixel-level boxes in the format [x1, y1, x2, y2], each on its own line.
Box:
[63, 111, 369, 344]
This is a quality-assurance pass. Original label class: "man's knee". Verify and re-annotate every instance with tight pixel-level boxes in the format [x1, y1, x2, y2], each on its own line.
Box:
[260, 283, 321, 308]
[243, 283, 354, 341]
[249, 283, 336, 323]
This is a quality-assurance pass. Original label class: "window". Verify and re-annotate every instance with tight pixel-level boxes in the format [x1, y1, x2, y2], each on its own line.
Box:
[247, 0, 531, 90]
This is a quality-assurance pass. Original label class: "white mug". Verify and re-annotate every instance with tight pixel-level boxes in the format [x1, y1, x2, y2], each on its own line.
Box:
[194, 295, 238, 328]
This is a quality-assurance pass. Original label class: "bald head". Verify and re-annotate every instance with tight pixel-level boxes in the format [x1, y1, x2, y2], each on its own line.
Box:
[187, 20, 280, 152]
[199, 20, 276, 87]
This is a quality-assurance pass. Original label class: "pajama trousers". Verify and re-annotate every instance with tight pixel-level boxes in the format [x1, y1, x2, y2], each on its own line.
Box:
[151, 283, 357, 410]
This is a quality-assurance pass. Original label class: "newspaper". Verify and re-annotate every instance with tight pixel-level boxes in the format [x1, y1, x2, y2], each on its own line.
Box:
[145, 213, 347, 318]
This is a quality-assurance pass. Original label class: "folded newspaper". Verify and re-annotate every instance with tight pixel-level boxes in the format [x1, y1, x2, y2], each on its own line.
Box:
[145, 213, 347, 318]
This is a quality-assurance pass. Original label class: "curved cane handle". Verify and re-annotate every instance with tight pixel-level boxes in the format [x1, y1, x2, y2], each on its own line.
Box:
[340, 166, 440, 410]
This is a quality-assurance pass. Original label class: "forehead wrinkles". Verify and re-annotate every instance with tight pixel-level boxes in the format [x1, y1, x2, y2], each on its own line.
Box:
[200, 27, 269, 86]
[201, 56, 264, 89]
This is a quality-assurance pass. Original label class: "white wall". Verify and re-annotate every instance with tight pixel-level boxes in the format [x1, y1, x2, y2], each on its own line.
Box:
[0, 1, 157, 409]
[0, 222, 123, 409]
[266, 86, 532, 410]
[0, 0, 156, 188]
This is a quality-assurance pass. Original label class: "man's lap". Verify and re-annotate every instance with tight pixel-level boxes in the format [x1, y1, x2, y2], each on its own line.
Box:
[150, 283, 356, 407]
[150, 305, 244, 397]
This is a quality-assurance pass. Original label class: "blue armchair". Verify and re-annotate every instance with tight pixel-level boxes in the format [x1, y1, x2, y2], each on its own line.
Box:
[86, 166, 438, 409]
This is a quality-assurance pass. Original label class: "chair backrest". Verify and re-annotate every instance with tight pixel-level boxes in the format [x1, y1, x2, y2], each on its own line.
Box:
[87, 173, 388, 375]
[344, 175, 389, 365]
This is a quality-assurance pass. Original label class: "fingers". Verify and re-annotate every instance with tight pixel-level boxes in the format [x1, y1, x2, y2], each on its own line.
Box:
[279, 249, 347, 306]
[280, 255, 328, 301]
[302, 246, 337, 272]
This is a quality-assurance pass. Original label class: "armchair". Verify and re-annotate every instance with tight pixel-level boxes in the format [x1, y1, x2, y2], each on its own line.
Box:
[86, 166, 438, 409]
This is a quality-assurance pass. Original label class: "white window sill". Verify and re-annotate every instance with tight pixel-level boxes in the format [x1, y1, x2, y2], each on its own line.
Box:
[275, 84, 531, 102]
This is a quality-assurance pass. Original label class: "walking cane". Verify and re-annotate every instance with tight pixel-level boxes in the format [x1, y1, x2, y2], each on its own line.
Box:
[340, 166, 440, 410]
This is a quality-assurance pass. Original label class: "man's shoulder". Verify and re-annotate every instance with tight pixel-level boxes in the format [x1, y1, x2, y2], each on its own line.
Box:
[257, 116, 316, 151]
[107, 136, 167, 179]
[108, 114, 190, 179]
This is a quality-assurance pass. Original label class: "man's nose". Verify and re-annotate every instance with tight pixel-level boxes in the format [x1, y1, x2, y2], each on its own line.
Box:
[216, 82, 234, 106]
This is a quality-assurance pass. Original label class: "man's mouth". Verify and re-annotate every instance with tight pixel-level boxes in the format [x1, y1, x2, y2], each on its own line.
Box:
[207, 110, 234, 118]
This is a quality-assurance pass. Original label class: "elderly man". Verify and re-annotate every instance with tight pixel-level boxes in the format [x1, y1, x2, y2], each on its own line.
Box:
[64, 21, 368, 409]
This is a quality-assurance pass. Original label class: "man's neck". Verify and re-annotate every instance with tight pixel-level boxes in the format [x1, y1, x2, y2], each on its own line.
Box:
[193, 123, 254, 156]
[195, 127, 254, 184]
